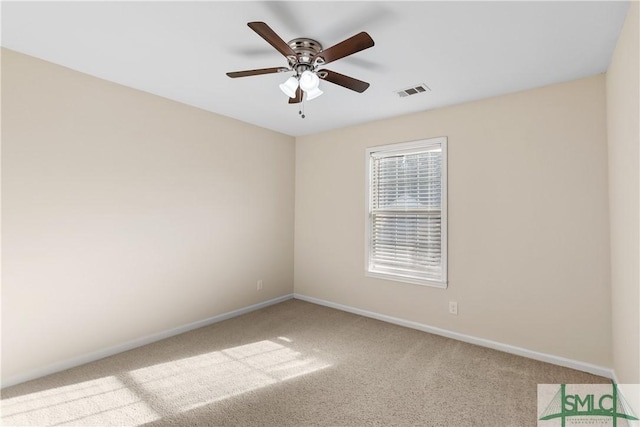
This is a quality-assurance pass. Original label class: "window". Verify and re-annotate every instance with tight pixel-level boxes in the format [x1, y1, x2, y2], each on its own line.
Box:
[365, 137, 447, 288]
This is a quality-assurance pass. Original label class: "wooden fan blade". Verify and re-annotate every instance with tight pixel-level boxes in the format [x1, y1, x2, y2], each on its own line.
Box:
[226, 67, 289, 78]
[317, 32, 374, 65]
[319, 69, 370, 93]
[248, 22, 296, 58]
[288, 87, 303, 104]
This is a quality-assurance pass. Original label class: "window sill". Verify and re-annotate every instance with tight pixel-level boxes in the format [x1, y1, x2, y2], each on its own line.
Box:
[366, 271, 448, 289]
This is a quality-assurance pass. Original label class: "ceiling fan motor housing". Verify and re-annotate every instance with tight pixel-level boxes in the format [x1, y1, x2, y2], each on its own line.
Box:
[287, 38, 324, 72]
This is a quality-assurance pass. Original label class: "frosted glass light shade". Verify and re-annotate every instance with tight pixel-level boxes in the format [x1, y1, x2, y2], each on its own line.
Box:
[305, 87, 323, 101]
[299, 71, 320, 91]
[279, 76, 299, 98]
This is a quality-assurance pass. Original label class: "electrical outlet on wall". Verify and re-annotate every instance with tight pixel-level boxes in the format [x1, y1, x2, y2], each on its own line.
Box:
[449, 301, 458, 315]
[257, 280, 263, 291]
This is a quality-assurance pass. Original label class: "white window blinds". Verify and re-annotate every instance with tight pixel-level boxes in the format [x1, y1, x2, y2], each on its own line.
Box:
[366, 138, 447, 287]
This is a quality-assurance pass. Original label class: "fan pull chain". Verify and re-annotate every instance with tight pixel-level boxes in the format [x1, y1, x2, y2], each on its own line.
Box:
[299, 98, 306, 119]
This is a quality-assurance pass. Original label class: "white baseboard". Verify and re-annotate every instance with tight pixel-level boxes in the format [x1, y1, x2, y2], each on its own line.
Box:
[294, 293, 616, 380]
[2, 293, 294, 389]
[4, 292, 614, 389]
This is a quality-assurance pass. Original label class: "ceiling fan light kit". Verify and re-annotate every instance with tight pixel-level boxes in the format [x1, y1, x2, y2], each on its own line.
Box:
[299, 70, 320, 92]
[279, 76, 299, 98]
[227, 21, 374, 115]
[305, 87, 323, 101]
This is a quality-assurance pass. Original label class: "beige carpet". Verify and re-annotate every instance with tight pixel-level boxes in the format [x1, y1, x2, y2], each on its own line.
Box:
[1, 299, 609, 426]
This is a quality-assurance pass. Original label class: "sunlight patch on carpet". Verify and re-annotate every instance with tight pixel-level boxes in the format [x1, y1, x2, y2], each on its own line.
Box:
[1, 340, 331, 426]
[129, 339, 331, 412]
[1, 376, 160, 426]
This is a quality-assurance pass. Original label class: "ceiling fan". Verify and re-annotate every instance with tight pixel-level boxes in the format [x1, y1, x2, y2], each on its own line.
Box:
[226, 22, 374, 105]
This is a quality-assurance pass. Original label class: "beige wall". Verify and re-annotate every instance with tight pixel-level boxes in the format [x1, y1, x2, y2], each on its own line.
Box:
[606, 1, 640, 384]
[295, 75, 612, 367]
[1, 49, 295, 382]
[3, 26, 627, 383]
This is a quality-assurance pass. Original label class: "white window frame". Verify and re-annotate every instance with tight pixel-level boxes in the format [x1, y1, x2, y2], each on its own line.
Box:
[365, 137, 448, 288]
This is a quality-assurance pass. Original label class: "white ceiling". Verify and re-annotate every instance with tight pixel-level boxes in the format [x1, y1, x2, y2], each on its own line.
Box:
[1, 1, 630, 137]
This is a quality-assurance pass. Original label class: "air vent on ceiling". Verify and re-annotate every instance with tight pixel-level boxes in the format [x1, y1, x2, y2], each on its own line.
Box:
[396, 83, 431, 98]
